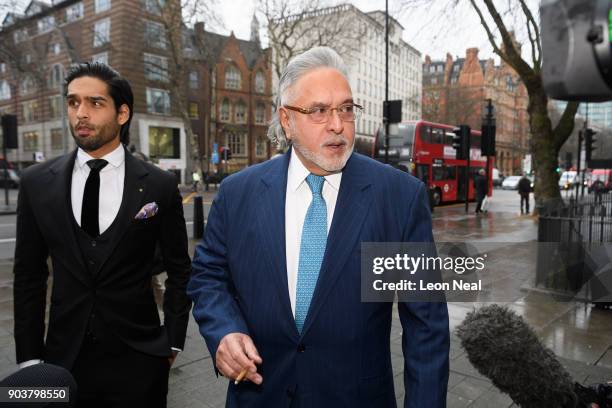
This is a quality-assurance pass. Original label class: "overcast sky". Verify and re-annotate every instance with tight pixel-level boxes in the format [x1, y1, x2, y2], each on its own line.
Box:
[3, 0, 542, 63]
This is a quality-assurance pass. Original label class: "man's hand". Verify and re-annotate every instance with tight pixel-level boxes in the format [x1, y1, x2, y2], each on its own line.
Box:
[216, 333, 263, 385]
[168, 350, 178, 367]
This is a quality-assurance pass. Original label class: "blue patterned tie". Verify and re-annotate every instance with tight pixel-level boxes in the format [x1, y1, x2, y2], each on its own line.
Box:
[295, 174, 327, 333]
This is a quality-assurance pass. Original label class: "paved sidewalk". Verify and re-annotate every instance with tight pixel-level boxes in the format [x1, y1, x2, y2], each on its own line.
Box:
[0, 200, 611, 407]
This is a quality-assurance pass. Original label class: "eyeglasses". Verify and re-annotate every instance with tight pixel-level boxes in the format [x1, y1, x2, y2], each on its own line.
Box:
[283, 103, 364, 123]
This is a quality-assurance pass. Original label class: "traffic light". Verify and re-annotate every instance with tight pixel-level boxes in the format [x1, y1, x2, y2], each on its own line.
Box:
[480, 123, 496, 156]
[452, 125, 470, 160]
[584, 128, 597, 162]
[564, 151, 573, 170]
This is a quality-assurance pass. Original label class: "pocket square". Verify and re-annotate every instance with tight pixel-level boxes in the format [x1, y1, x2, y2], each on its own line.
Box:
[135, 202, 158, 220]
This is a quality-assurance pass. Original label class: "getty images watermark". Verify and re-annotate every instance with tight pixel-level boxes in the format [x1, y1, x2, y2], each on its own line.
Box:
[360, 242, 612, 303]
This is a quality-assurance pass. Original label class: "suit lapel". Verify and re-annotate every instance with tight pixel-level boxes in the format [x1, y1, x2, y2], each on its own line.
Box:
[47, 150, 91, 286]
[255, 152, 298, 338]
[300, 154, 373, 337]
[95, 148, 148, 275]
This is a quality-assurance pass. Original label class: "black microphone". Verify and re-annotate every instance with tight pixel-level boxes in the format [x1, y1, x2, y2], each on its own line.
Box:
[0, 363, 77, 407]
[456, 304, 579, 408]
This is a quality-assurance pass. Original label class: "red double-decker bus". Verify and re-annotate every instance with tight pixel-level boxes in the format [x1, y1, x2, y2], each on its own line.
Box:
[355, 120, 493, 205]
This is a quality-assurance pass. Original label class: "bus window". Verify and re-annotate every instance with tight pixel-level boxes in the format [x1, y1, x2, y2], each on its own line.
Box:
[416, 164, 430, 184]
[433, 128, 444, 144]
[421, 126, 433, 144]
[432, 165, 457, 181]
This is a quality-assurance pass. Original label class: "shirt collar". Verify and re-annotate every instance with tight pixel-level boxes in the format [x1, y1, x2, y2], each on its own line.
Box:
[76, 143, 125, 171]
[287, 146, 342, 193]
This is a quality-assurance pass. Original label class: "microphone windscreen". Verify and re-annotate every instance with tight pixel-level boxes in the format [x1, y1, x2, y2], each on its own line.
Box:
[0, 363, 77, 407]
[456, 304, 578, 408]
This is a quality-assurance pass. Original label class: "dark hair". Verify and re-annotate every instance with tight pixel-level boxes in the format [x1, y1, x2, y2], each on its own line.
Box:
[64, 62, 134, 145]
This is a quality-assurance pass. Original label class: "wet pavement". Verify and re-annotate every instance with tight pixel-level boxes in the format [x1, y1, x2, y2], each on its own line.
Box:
[0, 189, 610, 407]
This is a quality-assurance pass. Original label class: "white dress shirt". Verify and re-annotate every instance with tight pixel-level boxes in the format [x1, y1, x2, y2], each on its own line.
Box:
[285, 147, 342, 317]
[71, 144, 125, 232]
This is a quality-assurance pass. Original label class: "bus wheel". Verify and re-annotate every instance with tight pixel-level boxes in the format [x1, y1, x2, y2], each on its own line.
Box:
[432, 188, 442, 206]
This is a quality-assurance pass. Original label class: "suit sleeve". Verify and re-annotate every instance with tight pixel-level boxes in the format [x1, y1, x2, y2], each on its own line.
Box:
[398, 183, 450, 408]
[158, 180, 192, 350]
[187, 184, 249, 372]
[13, 176, 49, 363]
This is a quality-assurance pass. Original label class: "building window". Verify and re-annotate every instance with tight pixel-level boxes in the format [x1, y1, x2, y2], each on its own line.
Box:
[255, 102, 265, 124]
[22, 101, 38, 123]
[145, 20, 167, 49]
[13, 28, 28, 43]
[37, 15, 55, 34]
[220, 99, 230, 122]
[144, 0, 165, 15]
[149, 126, 180, 159]
[92, 52, 108, 65]
[95, 0, 111, 13]
[48, 65, 64, 90]
[0, 81, 10, 100]
[255, 71, 265, 93]
[225, 65, 241, 90]
[20, 76, 36, 96]
[189, 102, 199, 118]
[50, 42, 61, 55]
[143, 53, 168, 81]
[49, 95, 63, 119]
[66, 2, 84, 22]
[227, 132, 246, 156]
[256, 136, 266, 157]
[0, 63, 5, 73]
[51, 128, 63, 150]
[189, 71, 198, 89]
[93, 18, 111, 47]
[146, 88, 170, 115]
[23, 131, 38, 152]
[235, 101, 246, 123]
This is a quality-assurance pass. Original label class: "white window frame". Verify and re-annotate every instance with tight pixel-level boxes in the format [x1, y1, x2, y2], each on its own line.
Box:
[38, 15, 55, 34]
[48, 64, 64, 90]
[95, 0, 111, 13]
[255, 103, 265, 124]
[234, 101, 246, 124]
[143, 53, 168, 82]
[92, 52, 109, 65]
[146, 87, 170, 115]
[220, 99, 230, 122]
[145, 20, 167, 49]
[0, 80, 11, 100]
[254, 71, 265, 93]
[65, 2, 84, 22]
[224, 65, 241, 90]
[228, 132, 246, 157]
[93, 18, 111, 47]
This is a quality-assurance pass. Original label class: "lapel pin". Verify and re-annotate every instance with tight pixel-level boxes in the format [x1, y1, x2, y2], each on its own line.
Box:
[138, 188, 143, 192]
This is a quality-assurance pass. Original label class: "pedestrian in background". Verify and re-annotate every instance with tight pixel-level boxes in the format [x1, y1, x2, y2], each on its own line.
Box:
[474, 168, 488, 214]
[518, 173, 532, 214]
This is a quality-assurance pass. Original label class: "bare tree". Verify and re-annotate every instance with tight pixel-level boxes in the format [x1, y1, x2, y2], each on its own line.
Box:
[466, 0, 578, 208]
[139, 0, 221, 177]
[258, 0, 366, 92]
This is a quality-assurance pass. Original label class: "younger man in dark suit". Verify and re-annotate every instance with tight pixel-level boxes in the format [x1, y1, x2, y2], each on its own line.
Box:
[13, 63, 192, 408]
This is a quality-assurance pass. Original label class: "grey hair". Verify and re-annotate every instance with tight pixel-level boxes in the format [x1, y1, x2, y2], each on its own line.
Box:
[267, 46, 349, 149]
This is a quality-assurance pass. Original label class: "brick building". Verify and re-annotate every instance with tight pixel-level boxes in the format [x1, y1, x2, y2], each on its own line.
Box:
[185, 22, 273, 173]
[0, 0, 272, 180]
[422, 46, 530, 176]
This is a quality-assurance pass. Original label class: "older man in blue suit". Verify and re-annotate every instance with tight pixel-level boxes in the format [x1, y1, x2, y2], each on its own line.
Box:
[188, 46, 449, 407]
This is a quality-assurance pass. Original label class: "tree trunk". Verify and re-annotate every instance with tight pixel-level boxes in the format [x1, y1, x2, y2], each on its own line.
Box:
[526, 81, 562, 212]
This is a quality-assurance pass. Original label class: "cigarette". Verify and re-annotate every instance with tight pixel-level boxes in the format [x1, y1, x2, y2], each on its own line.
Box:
[234, 368, 248, 385]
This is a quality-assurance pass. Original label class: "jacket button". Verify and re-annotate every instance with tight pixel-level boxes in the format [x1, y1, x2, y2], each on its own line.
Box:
[91, 241, 97, 247]
[297, 343, 305, 353]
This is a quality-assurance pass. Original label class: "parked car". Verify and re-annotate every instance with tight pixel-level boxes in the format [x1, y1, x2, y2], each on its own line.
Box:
[502, 175, 521, 190]
[559, 171, 578, 190]
[0, 169, 19, 188]
[492, 168, 503, 187]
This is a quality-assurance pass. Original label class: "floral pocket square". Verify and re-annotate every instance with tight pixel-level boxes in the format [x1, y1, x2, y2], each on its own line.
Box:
[135, 202, 159, 220]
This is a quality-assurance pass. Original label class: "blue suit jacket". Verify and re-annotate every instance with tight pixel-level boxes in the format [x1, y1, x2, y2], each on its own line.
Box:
[188, 151, 449, 408]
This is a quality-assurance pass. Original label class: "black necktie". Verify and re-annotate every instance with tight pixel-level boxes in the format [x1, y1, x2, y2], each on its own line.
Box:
[81, 159, 108, 237]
